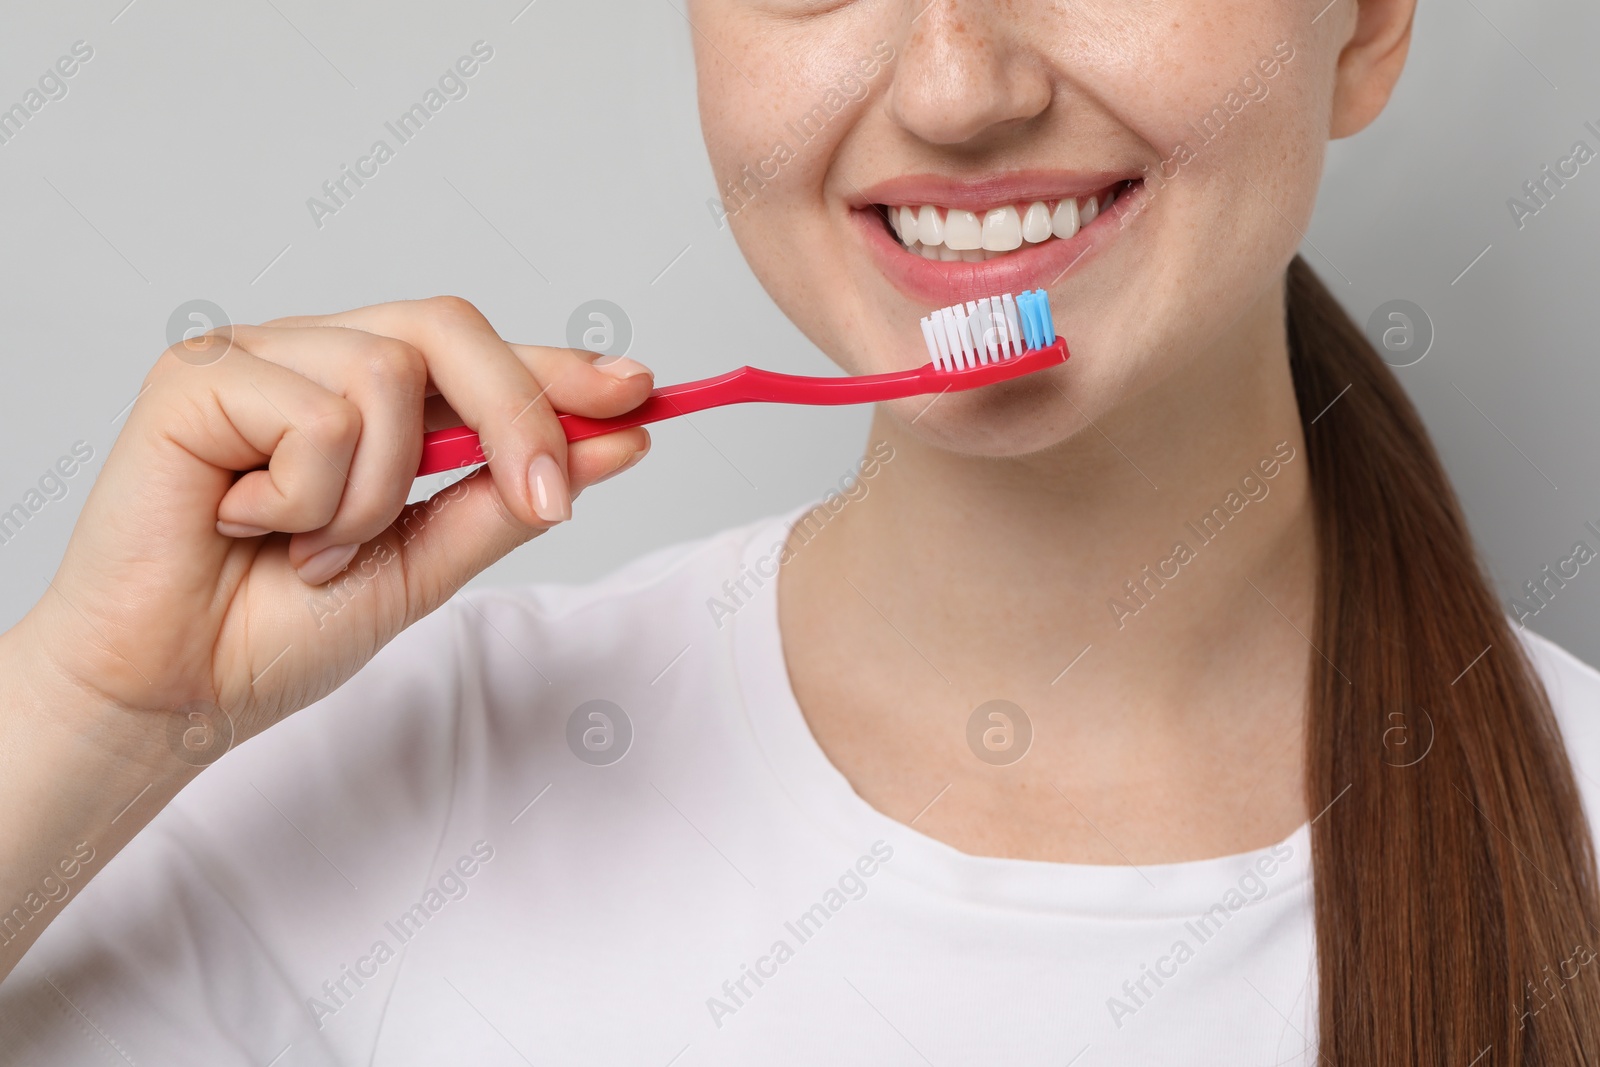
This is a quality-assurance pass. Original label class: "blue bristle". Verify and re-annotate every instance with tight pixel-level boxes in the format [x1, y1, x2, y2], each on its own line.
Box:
[1034, 289, 1054, 345]
[1017, 290, 1038, 349]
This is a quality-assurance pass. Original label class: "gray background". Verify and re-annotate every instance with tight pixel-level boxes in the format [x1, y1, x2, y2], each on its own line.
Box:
[0, 1, 1596, 660]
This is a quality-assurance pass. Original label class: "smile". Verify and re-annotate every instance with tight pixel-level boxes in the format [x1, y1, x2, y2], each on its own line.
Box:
[881, 184, 1130, 262]
[850, 172, 1145, 306]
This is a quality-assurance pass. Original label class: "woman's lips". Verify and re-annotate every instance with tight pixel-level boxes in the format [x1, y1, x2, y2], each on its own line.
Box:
[851, 178, 1144, 308]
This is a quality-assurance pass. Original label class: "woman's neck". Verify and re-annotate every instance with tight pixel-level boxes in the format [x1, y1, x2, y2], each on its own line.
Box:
[777, 280, 1320, 863]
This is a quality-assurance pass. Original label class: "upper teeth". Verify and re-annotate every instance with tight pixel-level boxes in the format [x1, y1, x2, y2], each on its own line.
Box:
[886, 194, 1111, 261]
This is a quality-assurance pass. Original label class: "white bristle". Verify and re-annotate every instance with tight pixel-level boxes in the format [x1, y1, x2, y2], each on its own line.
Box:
[948, 304, 967, 369]
[948, 306, 965, 370]
[964, 301, 989, 365]
[994, 296, 1014, 357]
[929, 310, 950, 371]
[1001, 294, 1022, 357]
[935, 310, 954, 370]
[979, 295, 992, 363]
[973, 300, 995, 364]
[984, 296, 1004, 362]
[960, 302, 978, 365]
[920, 291, 1050, 371]
[955, 305, 977, 368]
[939, 307, 962, 372]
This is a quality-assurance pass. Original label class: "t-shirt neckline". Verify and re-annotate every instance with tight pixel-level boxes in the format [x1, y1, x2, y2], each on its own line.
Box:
[728, 504, 1313, 918]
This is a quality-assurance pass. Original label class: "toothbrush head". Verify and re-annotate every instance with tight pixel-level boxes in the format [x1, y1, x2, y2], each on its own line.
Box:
[919, 289, 1057, 373]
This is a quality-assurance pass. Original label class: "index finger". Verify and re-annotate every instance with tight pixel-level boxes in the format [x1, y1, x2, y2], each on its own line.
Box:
[269, 296, 570, 526]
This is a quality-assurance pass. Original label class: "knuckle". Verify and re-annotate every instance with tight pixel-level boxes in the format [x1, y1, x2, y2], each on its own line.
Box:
[157, 332, 232, 368]
[359, 337, 427, 396]
[301, 396, 362, 449]
[289, 492, 341, 530]
[329, 493, 403, 540]
[250, 470, 338, 532]
[146, 349, 180, 382]
[496, 393, 552, 436]
[419, 294, 487, 328]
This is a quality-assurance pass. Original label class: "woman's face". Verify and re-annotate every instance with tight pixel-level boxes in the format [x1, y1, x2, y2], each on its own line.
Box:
[690, 0, 1405, 456]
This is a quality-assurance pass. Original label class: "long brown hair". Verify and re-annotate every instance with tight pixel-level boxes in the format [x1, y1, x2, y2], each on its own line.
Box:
[1287, 255, 1600, 1062]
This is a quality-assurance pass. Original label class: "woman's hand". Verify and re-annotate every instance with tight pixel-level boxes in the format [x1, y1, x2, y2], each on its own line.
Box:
[0, 295, 653, 977]
[9, 294, 653, 765]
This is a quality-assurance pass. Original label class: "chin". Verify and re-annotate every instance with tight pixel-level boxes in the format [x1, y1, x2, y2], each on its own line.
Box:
[880, 372, 1092, 458]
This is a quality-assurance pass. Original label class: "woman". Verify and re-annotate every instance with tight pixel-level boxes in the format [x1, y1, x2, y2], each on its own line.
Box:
[3, 0, 1596, 1063]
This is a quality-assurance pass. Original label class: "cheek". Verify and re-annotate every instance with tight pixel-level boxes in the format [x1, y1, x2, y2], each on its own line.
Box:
[693, 11, 895, 369]
[1156, 9, 1331, 189]
[1044, 0, 1319, 191]
[1089, 12, 1333, 316]
[694, 12, 870, 190]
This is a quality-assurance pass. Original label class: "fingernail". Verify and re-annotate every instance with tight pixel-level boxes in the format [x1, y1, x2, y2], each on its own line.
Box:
[297, 543, 360, 585]
[528, 454, 572, 523]
[594, 356, 652, 381]
[216, 521, 271, 538]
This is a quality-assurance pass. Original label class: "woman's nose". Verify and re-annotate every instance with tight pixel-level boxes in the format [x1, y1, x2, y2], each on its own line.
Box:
[885, 1, 1054, 147]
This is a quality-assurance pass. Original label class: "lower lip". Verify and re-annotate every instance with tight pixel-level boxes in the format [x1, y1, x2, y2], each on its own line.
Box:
[851, 181, 1144, 308]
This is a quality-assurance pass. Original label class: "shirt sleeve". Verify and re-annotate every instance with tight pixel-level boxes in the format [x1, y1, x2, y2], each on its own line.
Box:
[0, 599, 470, 1067]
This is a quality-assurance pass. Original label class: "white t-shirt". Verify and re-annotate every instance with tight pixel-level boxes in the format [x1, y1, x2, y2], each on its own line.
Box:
[5, 507, 1600, 1066]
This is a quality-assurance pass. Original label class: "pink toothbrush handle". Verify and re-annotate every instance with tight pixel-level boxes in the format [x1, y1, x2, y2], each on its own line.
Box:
[416, 337, 1068, 477]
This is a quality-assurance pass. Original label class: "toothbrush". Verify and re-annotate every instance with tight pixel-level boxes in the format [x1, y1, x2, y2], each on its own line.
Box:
[416, 288, 1066, 477]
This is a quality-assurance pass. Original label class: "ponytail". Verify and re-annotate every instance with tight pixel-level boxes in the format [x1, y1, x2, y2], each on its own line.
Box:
[1287, 254, 1600, 1062]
